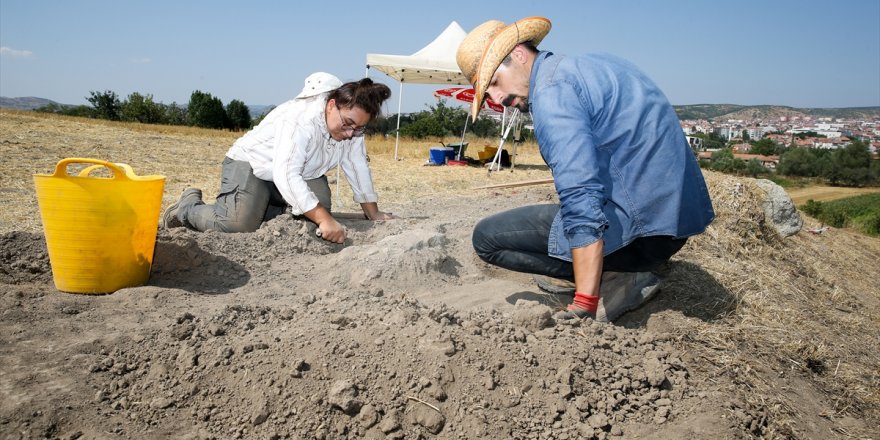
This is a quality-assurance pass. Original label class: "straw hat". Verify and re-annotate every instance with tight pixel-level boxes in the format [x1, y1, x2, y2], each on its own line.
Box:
[295, 72, 342, 99]
[456, 17, 551, 120]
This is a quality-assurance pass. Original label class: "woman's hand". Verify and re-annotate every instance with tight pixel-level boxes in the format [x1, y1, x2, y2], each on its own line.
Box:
[317, 218, 346, 243]
[366, 211, 396, 221]
[360, 202, 396, 221]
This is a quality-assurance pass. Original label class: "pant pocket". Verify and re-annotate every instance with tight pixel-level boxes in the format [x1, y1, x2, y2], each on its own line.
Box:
[217, 158, 254, 216]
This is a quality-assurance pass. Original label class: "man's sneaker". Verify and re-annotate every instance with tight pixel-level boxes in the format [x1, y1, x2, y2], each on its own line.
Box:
[533, 275, 576, 295]
[161, 188, 202, 229]
[595, 271, 661, 322]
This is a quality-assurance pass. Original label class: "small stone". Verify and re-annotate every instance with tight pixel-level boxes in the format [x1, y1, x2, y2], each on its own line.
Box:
[252, 401, 270, 426]
[150, 397, 174, 409]
[588, 413, 610, 429]
[412, 405, 445, 434]
[327, 380, 361, 415]
[357, 404, 379, 429]
[379, 409, 402, 433]
[207, 323, 225, 336]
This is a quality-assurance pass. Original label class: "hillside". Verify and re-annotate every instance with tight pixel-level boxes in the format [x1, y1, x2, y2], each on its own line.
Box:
[674, 104, 880, 121]
[0, 111, 878, 439]
[0, 96, 63, 111]
[0, 96, 274, 119]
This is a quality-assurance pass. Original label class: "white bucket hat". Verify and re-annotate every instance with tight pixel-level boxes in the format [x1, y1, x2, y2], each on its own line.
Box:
[295, 72, 343, 99]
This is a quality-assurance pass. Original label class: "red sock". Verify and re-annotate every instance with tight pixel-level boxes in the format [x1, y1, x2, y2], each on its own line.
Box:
[568, 292, 599, 313]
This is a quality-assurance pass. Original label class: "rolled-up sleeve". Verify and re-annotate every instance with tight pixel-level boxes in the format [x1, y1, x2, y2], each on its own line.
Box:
[533, 79, 608, 250]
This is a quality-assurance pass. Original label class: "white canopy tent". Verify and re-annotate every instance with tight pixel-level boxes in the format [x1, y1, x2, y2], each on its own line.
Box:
[365, 21, 470, 160]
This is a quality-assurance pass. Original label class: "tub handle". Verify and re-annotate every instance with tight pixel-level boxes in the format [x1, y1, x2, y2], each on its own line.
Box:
[52, 158, 133, 180]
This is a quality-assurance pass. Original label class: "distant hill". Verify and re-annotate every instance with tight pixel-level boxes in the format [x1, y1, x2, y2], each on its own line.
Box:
[247, 105, 274, 118]
[0, 96, 66, 111]
[674, 104, 880, 121]
[4, 97, 877, 122]
[1, 96, 274, 120]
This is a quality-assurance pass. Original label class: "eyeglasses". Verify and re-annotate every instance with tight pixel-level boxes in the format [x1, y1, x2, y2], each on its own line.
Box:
[336, 105, 367, 136]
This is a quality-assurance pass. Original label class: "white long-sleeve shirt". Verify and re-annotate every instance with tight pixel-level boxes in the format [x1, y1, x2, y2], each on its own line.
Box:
[225, 94, 378, 215]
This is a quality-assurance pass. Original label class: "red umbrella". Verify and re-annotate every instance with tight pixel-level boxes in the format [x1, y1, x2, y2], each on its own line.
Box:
[434, 87, 504, 113]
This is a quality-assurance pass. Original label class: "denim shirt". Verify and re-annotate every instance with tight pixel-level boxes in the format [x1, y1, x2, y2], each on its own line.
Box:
[529, 51, 715, 262]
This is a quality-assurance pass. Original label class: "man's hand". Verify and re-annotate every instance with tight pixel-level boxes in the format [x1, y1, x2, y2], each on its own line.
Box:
[317, 218, 346, 243]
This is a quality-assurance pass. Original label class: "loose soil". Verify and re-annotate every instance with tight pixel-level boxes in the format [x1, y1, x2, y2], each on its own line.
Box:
[1, 111, 878, 439]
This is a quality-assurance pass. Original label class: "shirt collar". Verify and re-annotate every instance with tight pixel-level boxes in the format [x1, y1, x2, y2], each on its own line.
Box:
[529, 51, 553, 113]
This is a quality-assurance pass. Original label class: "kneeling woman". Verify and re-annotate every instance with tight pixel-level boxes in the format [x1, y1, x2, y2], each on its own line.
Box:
[164, 73, 394, 243]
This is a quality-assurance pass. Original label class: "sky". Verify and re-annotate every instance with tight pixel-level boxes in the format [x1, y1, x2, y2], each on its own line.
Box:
[1, 0, 879, 114]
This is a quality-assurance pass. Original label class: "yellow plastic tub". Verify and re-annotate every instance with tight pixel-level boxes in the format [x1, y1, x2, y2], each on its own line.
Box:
[33, 158, 166, 294]
[478, 146, 498, 161]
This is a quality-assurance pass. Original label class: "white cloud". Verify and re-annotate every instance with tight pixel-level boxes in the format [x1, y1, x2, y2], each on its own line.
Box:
[0, 46, 34, 58]
[131, 57, 152, 64]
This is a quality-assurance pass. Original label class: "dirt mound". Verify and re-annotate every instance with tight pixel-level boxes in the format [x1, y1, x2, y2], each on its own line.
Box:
[1, 175, 877, 439]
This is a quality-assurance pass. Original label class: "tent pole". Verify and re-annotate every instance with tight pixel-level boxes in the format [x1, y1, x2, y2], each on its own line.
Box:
[393, 82, 403, 161]
[457, 115, 469, 160]
[489, 108, 519, 173]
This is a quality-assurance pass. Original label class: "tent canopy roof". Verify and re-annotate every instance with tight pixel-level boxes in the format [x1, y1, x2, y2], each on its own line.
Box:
[366, 21, 469, 85]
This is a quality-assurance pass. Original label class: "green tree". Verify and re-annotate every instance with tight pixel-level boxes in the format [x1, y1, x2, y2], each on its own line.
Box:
[691, 132, 724, 150]
[121, 92, 164, 124]
[745, 158, 768, 177]
[367, 114, 397, 136]
[225, 99, 252, 131]
[778, 148, 819, 177]
[750, 138, 777, 156]
[187, 90, 228, 129]
[87, 90, 121, 121]
[826, 141, 873, 186]
[471, 116, 500, 138]
[162, 102, 188, 125]
[710, 148, 746, 174]
[400, 101, 461, 139]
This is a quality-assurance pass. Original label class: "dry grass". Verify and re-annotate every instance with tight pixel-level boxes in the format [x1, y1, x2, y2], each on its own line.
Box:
[0, 109, 551, 234]
[786, 185, 880, 205]
[670, 172, 880, 437]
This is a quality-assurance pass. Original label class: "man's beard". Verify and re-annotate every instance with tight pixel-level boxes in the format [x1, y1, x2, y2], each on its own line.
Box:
[502, 95, 529, 112]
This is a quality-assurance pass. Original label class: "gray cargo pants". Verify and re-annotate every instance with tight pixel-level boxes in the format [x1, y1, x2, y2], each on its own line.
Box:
[179, 157, 331, 233]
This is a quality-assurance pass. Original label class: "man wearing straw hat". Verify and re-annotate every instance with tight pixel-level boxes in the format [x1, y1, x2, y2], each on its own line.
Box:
[459, 17, 715, 321]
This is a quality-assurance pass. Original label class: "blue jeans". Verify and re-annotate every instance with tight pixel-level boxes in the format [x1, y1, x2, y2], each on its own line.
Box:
[180, 157, 331, 233]
[472, 204, 687, 279]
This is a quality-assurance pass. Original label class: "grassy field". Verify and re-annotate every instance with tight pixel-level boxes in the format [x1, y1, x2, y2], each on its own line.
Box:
[786, 185, 880, 205]
[0, 109, 553, 234]
[3, 109, 875, 232]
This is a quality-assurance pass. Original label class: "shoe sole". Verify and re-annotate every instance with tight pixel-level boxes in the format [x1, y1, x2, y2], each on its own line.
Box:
[161, 200, 183, 229]
[534, 276, 576, 295]
[597, 273, 662, 322]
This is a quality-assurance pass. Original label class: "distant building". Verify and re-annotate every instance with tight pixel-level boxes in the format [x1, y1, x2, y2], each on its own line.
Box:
[732, 143, 751, 153]
[814, 137, 850, 150]
[686, 135, 704, 150]
[735, 153, 779, 169]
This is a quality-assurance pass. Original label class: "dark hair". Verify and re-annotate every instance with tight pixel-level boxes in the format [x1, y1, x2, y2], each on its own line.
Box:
[328, 78, 392, 119]
[501, 42, 539, 66]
